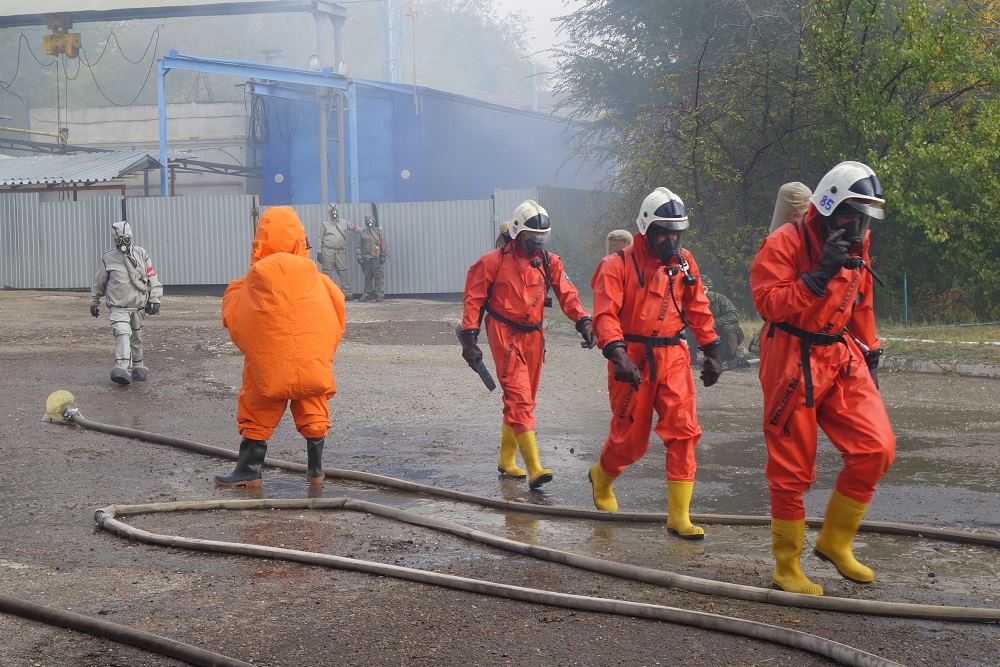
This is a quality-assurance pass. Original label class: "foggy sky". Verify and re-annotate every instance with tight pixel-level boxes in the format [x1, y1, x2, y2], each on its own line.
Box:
[493, 0, 573, 62]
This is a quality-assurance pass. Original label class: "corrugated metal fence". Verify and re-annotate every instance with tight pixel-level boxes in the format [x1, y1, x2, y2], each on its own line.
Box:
[0, 188, 616, 294]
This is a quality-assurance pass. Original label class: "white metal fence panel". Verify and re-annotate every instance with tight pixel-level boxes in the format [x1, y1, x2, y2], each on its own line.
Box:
[0, 189, 611, 294]
[283, 200, 494, 295]
[372, 199, 495, 294]
[494, 188, 539, 229]
[0, 193, 120, 290]
[128, 195, 257, 286]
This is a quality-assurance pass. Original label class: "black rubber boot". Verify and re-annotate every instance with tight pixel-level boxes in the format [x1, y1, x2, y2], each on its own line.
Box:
[215, 438, 267, 487]
[306, 437, 325, 483]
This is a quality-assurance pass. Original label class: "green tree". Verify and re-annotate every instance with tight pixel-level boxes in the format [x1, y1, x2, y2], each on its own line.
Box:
[555, 0, 1000, 320]
[804, 0, 1000, 320]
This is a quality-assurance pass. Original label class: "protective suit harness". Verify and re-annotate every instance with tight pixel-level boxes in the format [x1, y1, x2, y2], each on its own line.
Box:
[478, 245, 552, 333]
[612, 243, 688, 380]
[765, 219, 851, 408]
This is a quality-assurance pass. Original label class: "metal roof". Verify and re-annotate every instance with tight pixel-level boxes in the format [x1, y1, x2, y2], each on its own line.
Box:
[0, 150, 164, 187]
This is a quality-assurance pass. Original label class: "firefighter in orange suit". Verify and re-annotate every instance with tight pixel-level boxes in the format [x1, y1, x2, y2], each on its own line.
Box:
[750, 161, 895, 595]
[459, 200, 597, 489]
[216, 206, 347, 488]
[588, 187, 722, 539]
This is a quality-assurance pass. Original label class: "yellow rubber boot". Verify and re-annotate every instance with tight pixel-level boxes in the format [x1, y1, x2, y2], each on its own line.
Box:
[497, 424, 526, 478]
[666, 480, 705, 540]
[588, 463, 619, 512]
[814, 490, 876, 584]
[771, 518, 824, 595]
[515, 431, 553, 489]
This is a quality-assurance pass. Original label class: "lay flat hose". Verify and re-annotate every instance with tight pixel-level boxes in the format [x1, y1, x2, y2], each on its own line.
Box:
[96, 498, 900, 667]
[0, 593, 253, 667]
[34, 407, 1000, 666]
[64, 412, 1000, 624]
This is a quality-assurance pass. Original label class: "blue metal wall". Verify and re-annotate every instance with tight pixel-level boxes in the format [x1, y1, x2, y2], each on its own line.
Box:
[260, 81, 613, 206]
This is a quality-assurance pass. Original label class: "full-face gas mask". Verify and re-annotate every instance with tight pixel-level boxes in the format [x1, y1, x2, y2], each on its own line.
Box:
[112, 221, 133, 254]
[821, 205, 866, 268]
[646, 225, 682, 265]
[329, 204, 340, 221]
[510, 200, 551, 260]
[364, 215, 374, 228]
[519, 230, 550, 258]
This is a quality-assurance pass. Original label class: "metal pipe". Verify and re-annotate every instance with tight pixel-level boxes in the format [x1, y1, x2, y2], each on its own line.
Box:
[0, 125, 61, 139]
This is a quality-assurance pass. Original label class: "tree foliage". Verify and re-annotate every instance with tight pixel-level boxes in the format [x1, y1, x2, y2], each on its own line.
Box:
[555, 0, 1000, 321]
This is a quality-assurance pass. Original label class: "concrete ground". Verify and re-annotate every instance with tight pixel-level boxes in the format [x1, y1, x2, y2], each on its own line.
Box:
[1, 290, 998, 666]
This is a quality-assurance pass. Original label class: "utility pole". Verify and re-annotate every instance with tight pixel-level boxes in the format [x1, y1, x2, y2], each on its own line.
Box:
[406, 6, 418, 114]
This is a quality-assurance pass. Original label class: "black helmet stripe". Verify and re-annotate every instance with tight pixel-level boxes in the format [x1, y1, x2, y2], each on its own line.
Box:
[523, 213, 550, 231]
[848, 174, 883, 199]
[653, 199, 685, 219]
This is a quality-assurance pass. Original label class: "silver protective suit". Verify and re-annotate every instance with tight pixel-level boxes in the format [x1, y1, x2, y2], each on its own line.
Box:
[317, 209, 353, 297]
[90, 221, 163, 376]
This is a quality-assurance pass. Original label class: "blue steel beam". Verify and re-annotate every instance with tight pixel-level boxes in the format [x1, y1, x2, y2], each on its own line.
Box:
[157, 51, 350, 197]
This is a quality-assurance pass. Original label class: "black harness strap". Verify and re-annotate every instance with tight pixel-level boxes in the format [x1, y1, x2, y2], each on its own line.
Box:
[767, 321, 846, 408]
[478, 247, 549, 334]
[623, 333, 682, 379]
[485, 305, 543, 332]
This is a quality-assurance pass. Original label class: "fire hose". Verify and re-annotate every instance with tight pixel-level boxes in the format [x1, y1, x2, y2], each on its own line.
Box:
[10, 391, 1000, 666]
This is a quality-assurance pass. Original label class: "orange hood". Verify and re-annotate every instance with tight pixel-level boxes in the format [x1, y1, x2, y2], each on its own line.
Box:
[251, 206, 310, 264]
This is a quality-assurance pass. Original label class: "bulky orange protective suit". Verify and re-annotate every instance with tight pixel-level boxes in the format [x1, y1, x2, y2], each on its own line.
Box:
[591, 237, 717, 479]
[223, 206, 347, 441]
[750, 208, 895, 521]
[462, 244, 589, 433]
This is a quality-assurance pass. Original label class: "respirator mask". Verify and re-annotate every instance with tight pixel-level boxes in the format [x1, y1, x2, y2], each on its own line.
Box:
[114, 234, 131, 254]
[647, 227, 696, 285]
[823, 202, 871, 270]
[521, 230, 550, 258]
[647, 226, 682, 264]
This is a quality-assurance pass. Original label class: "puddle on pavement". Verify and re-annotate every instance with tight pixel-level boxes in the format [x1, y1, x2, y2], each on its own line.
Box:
[230, 470, 1000, 602]
[888, 454, 1000, 492]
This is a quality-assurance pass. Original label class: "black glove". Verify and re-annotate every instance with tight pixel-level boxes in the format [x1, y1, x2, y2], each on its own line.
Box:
[865, 348, 881, 390]
[145, 302, 160, 316]
[356, 256, 364, 266]
[606, 344, 640, 389]
[802, 228, 850, 296]
[459, 330, 482, 368]
[90, 304, 100, 318]
[576, 316, 597, 349]
[700, 339, 722, 387]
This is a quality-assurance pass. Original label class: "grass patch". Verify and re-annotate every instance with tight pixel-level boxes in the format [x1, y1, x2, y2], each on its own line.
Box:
[878, 323, 1000, 363]
[740, 320, 1000, 364]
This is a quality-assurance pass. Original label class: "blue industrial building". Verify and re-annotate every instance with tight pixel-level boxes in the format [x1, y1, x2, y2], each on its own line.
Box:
[259, 79, 613, 206]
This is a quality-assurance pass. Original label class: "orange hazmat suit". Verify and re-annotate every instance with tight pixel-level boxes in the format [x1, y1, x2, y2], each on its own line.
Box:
[223, 206, 347, 441]
[462, 245, 589, 434]
[750, 208, 895, 521]
[591, 238, 717, 480]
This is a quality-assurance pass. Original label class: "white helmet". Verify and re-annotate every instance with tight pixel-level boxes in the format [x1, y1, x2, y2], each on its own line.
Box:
[636, 187, 689, 235]
[809, 161, 885, 219]
[509, 199, 551, 243]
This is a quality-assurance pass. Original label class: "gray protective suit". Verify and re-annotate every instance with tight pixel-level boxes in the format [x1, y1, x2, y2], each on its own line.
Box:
[90, 221, 163, 382]
[317, 205, 353, 298]
[354, 216, 388, 301]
